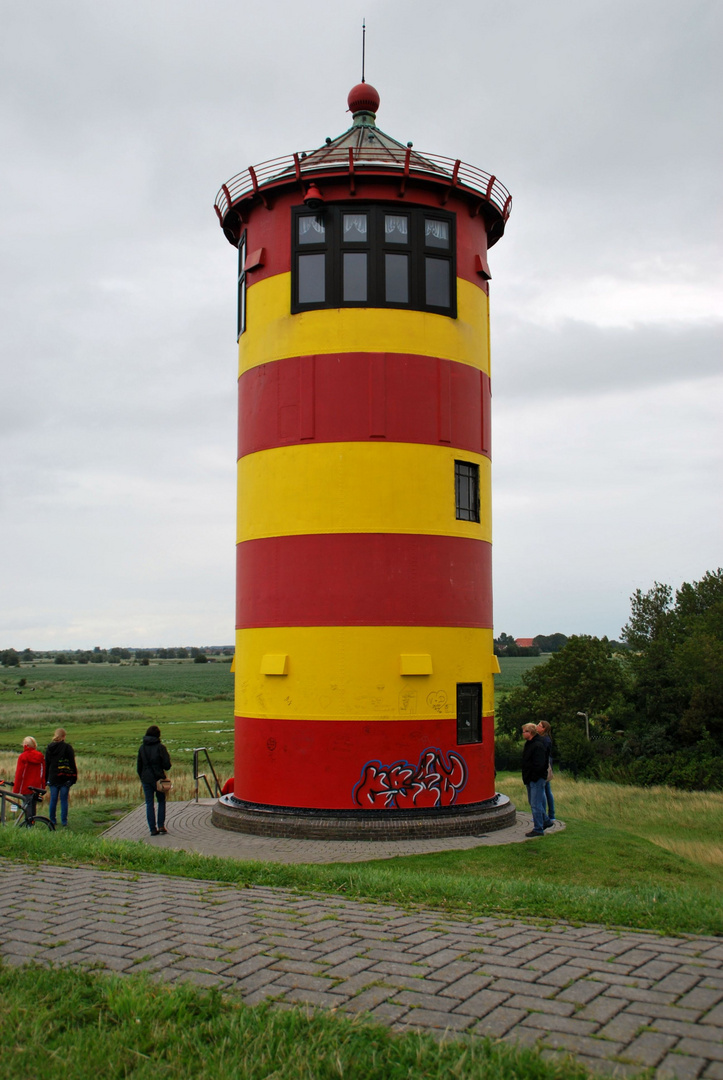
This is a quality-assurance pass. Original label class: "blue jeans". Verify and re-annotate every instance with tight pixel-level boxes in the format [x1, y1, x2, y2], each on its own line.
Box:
[142, 782, 166, 833]
[48, 784, 69, 826]
[544, 780, 555, 820]
[526, 778, 553, 834]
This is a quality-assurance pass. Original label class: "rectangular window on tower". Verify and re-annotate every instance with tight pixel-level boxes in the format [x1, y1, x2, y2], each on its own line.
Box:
[237, 232, 247, 339]
[457, 683, 482, 744]
[455, 460, 480, 522]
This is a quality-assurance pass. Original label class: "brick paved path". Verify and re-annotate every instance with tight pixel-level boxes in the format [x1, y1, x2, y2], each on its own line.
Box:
[1, 858, 721, 1079]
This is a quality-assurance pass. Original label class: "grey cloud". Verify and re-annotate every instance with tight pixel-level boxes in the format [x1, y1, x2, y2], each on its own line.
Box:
[492, 319, 722, 401]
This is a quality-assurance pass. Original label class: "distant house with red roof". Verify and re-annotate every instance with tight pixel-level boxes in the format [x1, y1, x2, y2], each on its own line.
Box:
[515, 638, 535, 649]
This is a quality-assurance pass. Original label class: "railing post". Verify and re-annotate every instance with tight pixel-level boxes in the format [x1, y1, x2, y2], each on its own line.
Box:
[192, 746, 224, 800]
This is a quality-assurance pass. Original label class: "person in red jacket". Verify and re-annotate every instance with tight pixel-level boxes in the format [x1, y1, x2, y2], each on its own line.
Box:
[13, 737, 46, 794]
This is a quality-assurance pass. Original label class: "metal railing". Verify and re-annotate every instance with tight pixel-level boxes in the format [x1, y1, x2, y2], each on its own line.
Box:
[0, 782, 22, 825]
[214, 148, 512, 224]
[192, 747, 222, 802]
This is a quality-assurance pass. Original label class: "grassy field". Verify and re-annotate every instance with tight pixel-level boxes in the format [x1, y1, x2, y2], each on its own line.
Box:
[1, 660, 721, 936]
[493, 655, 549, 694]
[0, 661, 235, 798]
[0, 964, 596, 1080]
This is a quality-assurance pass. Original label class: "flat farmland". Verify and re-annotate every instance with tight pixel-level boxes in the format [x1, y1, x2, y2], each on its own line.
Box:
[0, 662, 236, 794]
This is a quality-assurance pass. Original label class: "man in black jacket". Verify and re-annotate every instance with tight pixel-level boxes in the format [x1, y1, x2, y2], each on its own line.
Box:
[521, 723, 553, 837]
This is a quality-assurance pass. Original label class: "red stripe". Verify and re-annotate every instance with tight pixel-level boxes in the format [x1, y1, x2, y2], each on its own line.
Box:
[233, 714, 495, 809]
[239, 353, 491, 459]
[236, 534, 491, 628]
[235, 185, 491, 292]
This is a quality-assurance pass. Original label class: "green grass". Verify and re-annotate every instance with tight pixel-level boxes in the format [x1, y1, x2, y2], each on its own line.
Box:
[0, 964, 611, 1079]
[0, 662, 234, 767]
[1, 658, 234, 700]
[0, 820, 719, 936]
[493, 655, 549, 693]
[496, 771, 723, 871]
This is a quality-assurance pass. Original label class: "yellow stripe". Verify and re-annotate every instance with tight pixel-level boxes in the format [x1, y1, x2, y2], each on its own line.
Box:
[239, 275, 489, 376]
[235, 626, 495, 722]
[237, 443, 491, 543]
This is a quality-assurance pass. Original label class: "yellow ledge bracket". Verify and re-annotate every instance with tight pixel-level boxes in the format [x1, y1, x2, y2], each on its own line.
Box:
[261, 653, 289, 676]
[492, 655, 501, 674]
[400, 654, 433, 676]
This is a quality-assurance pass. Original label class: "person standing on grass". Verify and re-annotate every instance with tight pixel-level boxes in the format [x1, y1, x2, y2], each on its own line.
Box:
[13, 737, 45, 794]
[536, 720, 555, 823]
[45, 728, 78, 828]
[521, 722, 553, 837]
[136, 725, 172, 836]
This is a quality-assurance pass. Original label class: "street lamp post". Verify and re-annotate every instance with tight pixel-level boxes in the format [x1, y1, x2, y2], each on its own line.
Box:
[576, 711, 590, 741]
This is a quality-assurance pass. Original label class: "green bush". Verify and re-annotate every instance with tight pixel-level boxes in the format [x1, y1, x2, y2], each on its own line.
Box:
[494, 733, 523, 772]
[597, 750, 723, 791]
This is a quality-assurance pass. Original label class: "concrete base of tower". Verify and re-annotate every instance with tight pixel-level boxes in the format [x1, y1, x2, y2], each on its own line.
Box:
[211, 794, 516, 840]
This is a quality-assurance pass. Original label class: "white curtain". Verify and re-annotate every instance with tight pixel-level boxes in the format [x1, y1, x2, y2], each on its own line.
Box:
[299, 216, 325, 237]
[344, 215, 367, 238]
[385, 215, 408, 238]
[425, 220, 449, 241]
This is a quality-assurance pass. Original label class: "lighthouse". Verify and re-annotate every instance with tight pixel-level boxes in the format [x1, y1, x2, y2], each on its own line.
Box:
[212, 81, 515, 838]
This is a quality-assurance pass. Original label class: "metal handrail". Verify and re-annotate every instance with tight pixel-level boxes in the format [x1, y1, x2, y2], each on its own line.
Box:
[214, 149, 512, 223]
[0, 781, 25, 825]
[192, 747, 222, 802]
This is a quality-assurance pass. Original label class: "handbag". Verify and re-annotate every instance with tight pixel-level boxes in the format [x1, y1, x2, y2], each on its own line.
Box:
[156, 778, 173, 794]
[547, 764, 554, 782]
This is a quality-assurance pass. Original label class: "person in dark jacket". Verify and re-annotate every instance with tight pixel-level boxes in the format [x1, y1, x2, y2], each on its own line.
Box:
[536, 720, 555, 822]
[137, 725, 172, 836]
[45, 727, 77, 827]
[521, 723, 553, 837]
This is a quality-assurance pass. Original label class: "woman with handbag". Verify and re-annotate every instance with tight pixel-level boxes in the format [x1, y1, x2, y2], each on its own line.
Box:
[136, 725, 172, 836]
[45, 728, 78, 827]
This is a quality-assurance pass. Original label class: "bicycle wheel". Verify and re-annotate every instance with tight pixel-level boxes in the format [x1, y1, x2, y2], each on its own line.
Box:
[20, 816, 55, 830]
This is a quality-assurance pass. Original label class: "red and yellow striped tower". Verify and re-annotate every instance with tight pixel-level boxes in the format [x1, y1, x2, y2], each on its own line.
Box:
[213, 83, 515, 837]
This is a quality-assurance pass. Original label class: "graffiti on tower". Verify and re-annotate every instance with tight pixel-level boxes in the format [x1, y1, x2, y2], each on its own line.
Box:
[352, 747, 467, 809]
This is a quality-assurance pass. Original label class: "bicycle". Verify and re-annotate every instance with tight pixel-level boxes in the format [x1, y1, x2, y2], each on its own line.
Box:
[0, 780, 56, 830]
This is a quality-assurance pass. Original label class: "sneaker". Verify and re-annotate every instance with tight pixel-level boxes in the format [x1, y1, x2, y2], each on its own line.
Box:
[158, 826, 168, 834]
[525, 830, 544, 837]
[150, 829, 159, 836]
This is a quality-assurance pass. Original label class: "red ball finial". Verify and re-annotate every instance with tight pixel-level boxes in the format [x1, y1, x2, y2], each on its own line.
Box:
[347, 82, 380, 115]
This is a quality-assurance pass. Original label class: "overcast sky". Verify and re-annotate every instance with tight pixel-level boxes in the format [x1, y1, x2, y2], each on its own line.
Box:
[1, 0, 721, 649]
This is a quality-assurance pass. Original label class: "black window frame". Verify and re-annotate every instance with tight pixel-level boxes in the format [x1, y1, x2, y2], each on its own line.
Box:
[291, 204, 456, 317]
[455, 460, 480, 523]
[457, 682, 482, 745]
[237, 231, 247, 340]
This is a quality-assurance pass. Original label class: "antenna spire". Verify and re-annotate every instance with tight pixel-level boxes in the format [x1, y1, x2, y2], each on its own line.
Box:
[361, 18, 366, 83]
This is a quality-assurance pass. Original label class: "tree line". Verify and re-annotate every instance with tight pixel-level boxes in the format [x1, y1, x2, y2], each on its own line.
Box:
[496, 568, 723, 790]
[1, 646, 234, 667]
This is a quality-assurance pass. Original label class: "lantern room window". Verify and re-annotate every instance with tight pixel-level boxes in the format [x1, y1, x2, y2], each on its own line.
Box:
[292, 205, 456, 316]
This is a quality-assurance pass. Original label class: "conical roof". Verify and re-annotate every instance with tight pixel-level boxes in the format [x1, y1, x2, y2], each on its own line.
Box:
[299, 82, 447, 175]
